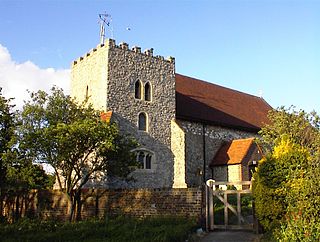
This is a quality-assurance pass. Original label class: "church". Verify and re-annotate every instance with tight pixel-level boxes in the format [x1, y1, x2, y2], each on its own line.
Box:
[71, 39, 271, 188]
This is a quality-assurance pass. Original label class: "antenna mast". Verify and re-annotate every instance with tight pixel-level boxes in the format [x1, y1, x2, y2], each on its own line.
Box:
[99, 12, 113, 44]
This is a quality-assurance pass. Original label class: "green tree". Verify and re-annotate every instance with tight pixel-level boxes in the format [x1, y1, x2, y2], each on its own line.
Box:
[1, 88, 54, 222]
[259, 106, 320, 154]
[18, 87, 137, 221]
[0, 88, 16, 220]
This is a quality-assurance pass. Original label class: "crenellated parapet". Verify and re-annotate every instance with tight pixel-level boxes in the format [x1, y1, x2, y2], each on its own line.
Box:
[72, 39, 175, 66]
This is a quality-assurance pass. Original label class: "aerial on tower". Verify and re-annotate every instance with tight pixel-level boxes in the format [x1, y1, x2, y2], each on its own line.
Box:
[98, 12, 113, 44]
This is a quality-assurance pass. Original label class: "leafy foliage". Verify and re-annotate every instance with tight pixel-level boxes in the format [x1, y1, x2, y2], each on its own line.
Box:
[6, 163, 55, 190]
[253, 136, 311, 230]
[17, 87, 138, 220]
[1, 88, 55, 222]
[253, 107, 320, 241]
[0, 88, 16, 193]
[259, 106, 320, 154]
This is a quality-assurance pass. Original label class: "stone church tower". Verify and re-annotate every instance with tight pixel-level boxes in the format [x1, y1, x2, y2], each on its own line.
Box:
[71, 39, 177, 188]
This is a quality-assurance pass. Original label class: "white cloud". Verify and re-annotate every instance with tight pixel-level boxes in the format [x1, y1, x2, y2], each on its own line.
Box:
[0, 44, 70, 109]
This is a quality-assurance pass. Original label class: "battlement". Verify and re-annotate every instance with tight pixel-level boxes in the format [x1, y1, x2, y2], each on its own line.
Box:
[72, 39, 175, 66]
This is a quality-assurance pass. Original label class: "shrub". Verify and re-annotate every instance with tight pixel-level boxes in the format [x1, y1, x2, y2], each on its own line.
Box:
[253, 136, 311, 231]
[255, 108, 320, 241]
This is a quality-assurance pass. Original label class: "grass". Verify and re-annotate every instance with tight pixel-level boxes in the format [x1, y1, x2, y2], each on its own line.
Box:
[0, 216, 198, 242]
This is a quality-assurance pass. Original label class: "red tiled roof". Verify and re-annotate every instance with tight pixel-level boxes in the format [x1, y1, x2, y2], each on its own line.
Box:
[175, 74, 272, 132]
[210, 138, 255, 166]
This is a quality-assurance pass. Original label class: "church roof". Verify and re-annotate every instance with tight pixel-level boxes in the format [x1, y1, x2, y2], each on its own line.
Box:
[175, 74, 272, 132]
[210, 138, 256, 166]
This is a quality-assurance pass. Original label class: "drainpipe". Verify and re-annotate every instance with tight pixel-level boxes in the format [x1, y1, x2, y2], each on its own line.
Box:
[202, 124, 206, 183]
[201, 123, 207, 230]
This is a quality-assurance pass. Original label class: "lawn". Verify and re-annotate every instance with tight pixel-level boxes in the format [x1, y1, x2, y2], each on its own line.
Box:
[0, 216, 198, 242]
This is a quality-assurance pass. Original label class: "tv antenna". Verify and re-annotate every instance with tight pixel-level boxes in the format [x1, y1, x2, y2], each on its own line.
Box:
[99, 12, 113, 44]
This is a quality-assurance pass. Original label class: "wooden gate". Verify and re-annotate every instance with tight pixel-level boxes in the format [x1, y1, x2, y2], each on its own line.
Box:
[205, 180, 257, 231]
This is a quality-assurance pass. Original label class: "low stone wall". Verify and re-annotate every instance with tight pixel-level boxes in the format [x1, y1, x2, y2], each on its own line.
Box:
[2, 188, 202, 221]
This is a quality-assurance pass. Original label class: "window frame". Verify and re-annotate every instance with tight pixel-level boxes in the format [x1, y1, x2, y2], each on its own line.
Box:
[138, 112, 148, 132]
[132, 149, 155, 170]
[134, 80, 142, 100]
[144, 82, 152, 102]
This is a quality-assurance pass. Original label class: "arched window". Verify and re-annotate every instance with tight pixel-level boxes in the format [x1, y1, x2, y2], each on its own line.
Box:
[135, 80, 142, 99]
[138, 112, 147, 131]
[144, 82, 151, 101]
[134, 150, 154, 170]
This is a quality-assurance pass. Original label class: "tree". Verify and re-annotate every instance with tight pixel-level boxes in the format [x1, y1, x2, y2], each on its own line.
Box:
[259, 106, 320, 154]
[253, 107, 320, 240]
[18, 87, 138, 221]
[0, 87, 16, 220]
[1, 88, 55, 222]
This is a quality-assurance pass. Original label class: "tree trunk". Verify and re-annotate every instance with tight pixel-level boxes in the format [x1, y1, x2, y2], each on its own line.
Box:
[0, 189, 3, 222]
[68, 191, 83, 222]
[69, 196, 76, 222]
[75, 192, 82, 221]
[14, 193, 20, 222]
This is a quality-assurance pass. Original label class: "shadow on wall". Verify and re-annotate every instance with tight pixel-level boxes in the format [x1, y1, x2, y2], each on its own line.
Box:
[96, 112, 175, 189]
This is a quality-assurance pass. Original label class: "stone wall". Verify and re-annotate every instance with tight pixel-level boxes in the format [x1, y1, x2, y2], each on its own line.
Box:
[212, 164, 241, 182]
[71, 43, 109, 111]
[2, 189, 202, 221]
[171, 120, 187, 188]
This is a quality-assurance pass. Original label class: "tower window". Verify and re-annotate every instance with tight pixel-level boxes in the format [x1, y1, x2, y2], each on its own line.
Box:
[144, 82, 151, 101]
[138, 112, 147, 131]
[135, 80, 142, 99]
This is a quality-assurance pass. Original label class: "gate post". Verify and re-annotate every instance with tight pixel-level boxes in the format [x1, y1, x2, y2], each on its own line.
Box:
[206, 179, 215, 231]
[205, 184, 209, 232]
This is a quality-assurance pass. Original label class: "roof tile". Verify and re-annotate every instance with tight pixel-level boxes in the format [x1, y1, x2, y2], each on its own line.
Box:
[210, 138, 256, 166]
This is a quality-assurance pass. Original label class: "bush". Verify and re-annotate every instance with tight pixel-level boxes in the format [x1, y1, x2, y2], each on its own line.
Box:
[253, 137, 311, 230]
[253, 136, 320, 241]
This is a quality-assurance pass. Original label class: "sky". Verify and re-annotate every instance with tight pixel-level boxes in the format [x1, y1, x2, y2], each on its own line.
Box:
[0, 0, 319, 113]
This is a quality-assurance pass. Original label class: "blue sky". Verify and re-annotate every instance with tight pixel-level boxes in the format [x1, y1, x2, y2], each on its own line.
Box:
[0, 0, 319, 113]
